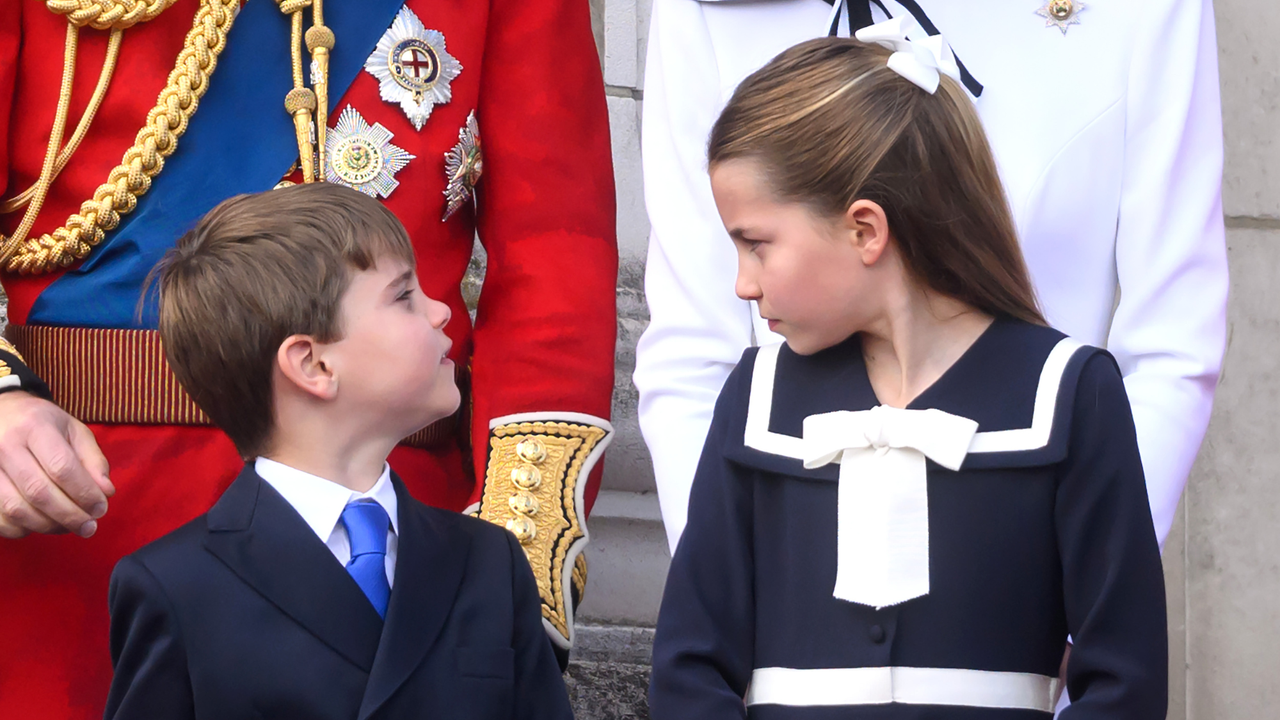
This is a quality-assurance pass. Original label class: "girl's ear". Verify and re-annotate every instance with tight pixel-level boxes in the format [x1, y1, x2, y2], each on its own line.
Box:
[845, 199, 892, 266]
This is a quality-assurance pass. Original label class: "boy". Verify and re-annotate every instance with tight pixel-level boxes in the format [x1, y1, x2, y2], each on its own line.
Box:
[104, 183, 573, 720]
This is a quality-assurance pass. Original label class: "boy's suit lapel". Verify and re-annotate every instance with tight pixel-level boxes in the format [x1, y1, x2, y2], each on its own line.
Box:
[358, 475, 472, 720]
[203, 466, 385, 673]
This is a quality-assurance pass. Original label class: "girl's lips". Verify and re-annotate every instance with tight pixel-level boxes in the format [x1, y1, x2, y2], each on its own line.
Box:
[767, 319, 779, 331]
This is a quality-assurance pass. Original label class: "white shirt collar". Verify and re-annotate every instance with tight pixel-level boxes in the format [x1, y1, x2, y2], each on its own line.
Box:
[253, 457, 400, 544]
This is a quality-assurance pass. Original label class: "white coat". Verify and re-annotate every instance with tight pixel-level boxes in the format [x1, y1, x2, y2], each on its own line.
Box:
[634, 0, 1228, 552]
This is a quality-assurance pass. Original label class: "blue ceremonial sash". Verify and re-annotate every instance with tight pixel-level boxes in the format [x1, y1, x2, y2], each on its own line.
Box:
[30, 0, 406, 329]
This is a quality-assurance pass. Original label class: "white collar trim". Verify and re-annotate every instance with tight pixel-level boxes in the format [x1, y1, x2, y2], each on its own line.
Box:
[743, 337, 1086, 459]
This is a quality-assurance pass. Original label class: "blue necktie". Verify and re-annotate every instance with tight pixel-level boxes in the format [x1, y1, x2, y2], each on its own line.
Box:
[340, 500, 391, 619]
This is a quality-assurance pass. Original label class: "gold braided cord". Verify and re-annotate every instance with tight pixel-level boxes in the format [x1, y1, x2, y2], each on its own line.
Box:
[1, 28, 124, 216]
[277, 0, 319, 183]
[45, 0, 180, 31]
[1, 0, 239, 275]
[0, 23, 81, 266]
[307, 0, 332, 175]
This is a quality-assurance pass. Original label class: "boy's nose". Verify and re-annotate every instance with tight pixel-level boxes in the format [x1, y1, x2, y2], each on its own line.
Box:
[430, 299, 452, 329]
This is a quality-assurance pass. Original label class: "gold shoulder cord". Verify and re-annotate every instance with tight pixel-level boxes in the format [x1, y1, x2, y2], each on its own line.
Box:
[275, 0, 333, 184]
[0, 0, 237, 274]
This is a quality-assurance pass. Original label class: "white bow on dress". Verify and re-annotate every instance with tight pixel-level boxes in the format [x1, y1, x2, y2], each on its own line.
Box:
[803, 404, 978, 609]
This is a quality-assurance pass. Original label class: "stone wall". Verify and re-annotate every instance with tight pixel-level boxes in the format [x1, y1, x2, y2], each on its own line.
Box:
[1166, 2, 1280, 716]
[581, 0, 1280, 717]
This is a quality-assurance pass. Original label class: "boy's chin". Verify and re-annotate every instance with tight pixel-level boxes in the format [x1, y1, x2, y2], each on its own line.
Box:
[405, 385, 462, 431]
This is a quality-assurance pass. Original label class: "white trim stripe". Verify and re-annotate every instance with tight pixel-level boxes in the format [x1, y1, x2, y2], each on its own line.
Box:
[487, 411, 614, 433]
[967, 338, 1084, 454]
[744, 343, 806, 458]
[746, 666, 1059, 713]
[0, 376, 20, 391]
[743, 338, 1087, 460]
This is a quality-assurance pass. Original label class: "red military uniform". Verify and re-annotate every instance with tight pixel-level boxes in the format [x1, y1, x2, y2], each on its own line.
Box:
[0, 0, 617, 716]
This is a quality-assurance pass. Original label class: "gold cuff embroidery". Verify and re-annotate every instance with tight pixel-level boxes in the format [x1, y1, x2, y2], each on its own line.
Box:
[0, 336, 25, 363]
[479, 421, 607, 641]
[571, 552, 588, 602]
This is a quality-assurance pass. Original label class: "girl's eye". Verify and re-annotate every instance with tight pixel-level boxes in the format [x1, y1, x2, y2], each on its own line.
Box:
[396, 289, 413, 303]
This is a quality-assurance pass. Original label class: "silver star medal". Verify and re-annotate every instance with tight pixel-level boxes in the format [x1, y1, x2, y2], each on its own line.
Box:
[1036, 0, 1086, 35]
[443, 111, 483, 221]
[365, 7, 463, 131]
[325, 106, 416, 199]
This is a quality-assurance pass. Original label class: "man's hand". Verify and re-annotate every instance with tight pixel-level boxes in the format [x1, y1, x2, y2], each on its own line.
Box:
[0, 391, 113, 539]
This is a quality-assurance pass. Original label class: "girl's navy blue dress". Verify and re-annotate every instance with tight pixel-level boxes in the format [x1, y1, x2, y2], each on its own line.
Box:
[649, 317, 1167, 719]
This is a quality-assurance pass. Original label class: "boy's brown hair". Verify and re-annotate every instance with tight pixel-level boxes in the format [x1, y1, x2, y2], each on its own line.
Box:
[155, 183, 415, 459]
[708, 37, 1045, 326]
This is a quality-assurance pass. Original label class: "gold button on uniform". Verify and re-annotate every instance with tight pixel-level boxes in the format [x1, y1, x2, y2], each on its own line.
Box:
[516, 438, 548, 464]
[509, 492, 541, 516]
[511, 464, 542, 490]
[506, 516, 537, 544]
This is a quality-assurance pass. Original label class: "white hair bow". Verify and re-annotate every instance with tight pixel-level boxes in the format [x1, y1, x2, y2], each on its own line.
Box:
[854, 15, 961, 95]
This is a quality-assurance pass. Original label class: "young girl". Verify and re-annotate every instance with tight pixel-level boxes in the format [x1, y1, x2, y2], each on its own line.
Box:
[648, 22, 1167, 720]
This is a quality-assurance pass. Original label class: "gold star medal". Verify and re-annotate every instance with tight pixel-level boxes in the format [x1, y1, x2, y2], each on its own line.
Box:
[325, 106, 415, 199]
[1036, 0, 1086, 35]
[365, 7, 463, 131]
[442, 111, 483, 221]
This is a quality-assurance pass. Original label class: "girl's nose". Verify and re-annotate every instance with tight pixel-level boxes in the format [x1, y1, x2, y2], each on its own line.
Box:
[735, 272, 762, 302]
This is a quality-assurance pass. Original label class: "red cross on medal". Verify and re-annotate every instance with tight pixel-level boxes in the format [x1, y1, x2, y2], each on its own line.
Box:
[400, 47, 436, 82]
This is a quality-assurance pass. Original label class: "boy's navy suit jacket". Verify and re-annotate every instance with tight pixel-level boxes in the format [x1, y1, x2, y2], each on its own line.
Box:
[104, 466, 573, 720]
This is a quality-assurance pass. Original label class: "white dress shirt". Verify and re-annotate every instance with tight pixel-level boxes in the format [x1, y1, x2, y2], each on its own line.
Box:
[635, 0, 1227, 552]
[254, 457, 400, 587]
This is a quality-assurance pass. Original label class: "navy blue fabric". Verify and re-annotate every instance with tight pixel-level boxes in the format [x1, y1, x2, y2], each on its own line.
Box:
[31, 0, 405, 329]
[342, 500, 393, 619]
[105, 467, 572, 720]
[650, 318, 1168, 719]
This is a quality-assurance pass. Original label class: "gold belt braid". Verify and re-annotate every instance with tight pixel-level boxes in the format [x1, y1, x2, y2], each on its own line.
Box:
[5, 325, 463, 449]
[0, 0, 238, 275]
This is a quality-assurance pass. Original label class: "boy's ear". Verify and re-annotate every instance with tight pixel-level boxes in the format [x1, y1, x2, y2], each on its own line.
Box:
[845, 199, 891, 266]
[277, 335, 338, 401]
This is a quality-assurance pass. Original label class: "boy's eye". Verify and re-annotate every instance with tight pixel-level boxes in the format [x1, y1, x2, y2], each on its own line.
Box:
[396, 289, 413, 303]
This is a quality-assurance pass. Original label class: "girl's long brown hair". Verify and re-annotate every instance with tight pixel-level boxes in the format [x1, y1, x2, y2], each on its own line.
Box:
[708, 37, 1045, 326]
